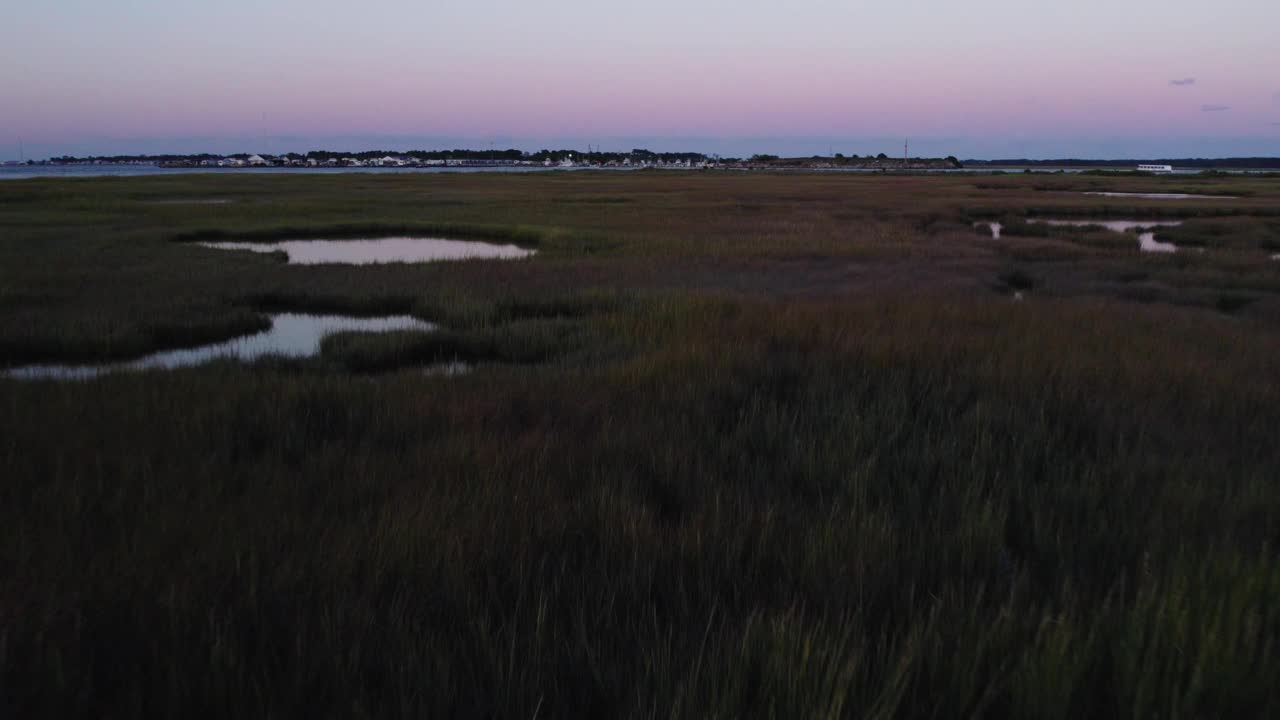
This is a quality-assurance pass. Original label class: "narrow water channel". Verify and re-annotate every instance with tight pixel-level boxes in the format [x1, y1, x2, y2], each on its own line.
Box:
[4, 313, 436, 380]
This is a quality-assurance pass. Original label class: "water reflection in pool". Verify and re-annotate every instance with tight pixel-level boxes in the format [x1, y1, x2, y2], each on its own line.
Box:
[975, 221, 1004, 238]
[146, 198, 233, 205]
[1082, 192, 1236, 199]
[199, 237, 535, 264]
[1030, 219, 1183, 233]
[1028, 219, 1183, 253]
[4, 313, 435, 380]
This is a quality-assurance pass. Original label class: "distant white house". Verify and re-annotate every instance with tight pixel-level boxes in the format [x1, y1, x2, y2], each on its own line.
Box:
[247, 154, 267, 166]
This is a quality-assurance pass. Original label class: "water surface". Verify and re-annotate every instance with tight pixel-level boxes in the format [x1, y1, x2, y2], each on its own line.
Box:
[199, 237, 535, 264]
[6, 165, 1276, 181]
[425, 361, 471, 377]
[1082, 192, 1236, 199]
[1029, 219, 1183, 253]
[0, 165, 627, 181]
[1030, 219, 1183, 232]
[146, 198, 232, 205]
[975, 221, 1003, 238]
[5, 313, 435, 380]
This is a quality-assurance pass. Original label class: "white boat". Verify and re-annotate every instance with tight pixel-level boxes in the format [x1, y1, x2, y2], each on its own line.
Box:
[1137, 164, 1173, 173]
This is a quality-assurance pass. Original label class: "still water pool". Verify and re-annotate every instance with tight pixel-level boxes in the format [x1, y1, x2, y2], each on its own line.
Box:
[1028, 219, 1183, 253]
[4, 313, 435, 380]
[198, 237, 535, 264]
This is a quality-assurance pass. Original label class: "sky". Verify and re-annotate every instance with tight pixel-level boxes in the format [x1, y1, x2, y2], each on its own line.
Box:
[3, 0, 1279, 159]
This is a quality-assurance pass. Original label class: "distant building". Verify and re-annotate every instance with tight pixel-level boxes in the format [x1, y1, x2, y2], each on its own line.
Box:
[246, 154, 267, 166]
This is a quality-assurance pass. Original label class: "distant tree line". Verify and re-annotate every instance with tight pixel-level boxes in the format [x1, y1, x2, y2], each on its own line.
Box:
[45, 149, 725, 164]
[744, 153, 962, 168]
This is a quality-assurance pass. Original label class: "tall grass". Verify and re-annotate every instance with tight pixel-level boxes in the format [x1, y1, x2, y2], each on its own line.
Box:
[3, 296, 1278, 717]
[2, 172, 1280, 717]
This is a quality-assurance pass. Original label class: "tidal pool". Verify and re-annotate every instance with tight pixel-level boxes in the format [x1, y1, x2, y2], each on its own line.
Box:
[425, 361, 471, 377]
[1137, 233, 1178, 253]
[1082, 192, 1236, 200]
[146, 198, 233, 205]
[1028, 219, 1183, 253]
[975, 221, 1003, 238]
[198, 237, 535, 264]
[4, 313, 435, 380]
[1030, 219, 1183, 233]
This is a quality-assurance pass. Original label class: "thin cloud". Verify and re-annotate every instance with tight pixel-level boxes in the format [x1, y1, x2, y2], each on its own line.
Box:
[1170, 78, 1196, 86]
[1201, 104, 1231, 112]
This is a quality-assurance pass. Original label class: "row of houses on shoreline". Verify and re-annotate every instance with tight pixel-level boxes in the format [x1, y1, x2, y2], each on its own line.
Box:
[151, 154, 708, 169]
[36, 150, 966, 172]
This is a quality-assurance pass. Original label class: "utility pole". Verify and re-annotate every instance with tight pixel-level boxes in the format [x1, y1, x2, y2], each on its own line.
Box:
[904, 138, 909, 167]
[18, 138, 23, 163]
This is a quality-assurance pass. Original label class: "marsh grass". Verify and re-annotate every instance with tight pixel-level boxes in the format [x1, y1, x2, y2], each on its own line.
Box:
[1158, 217, 1280, 250]
[4, 296, 1279, 718]
[2, 172, 1280, 717]
[997, 268, 1039, 291]
[321, 317, 594, 372]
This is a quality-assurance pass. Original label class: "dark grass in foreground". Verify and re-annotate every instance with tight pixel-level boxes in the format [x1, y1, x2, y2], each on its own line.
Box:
[2, 172, 1280, 717]
[4, 297, 1279, 718]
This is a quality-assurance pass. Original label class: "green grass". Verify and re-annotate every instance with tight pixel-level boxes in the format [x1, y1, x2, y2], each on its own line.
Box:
[2, 171, 1280, 718]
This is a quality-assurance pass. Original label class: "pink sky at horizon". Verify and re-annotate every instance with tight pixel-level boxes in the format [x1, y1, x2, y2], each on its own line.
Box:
[3, 0, 1278, 156]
